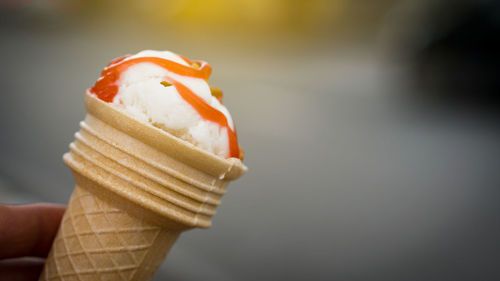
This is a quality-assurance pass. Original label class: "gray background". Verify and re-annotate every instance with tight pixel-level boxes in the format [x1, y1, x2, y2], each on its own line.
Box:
[1, 1, 500, 280]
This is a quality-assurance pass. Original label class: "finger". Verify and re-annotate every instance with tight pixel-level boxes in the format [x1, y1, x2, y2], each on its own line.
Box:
[0, 203, 66, 259]
[0, 257, 45, 281]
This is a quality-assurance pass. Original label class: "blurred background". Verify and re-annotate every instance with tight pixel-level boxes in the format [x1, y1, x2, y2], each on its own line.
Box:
[1, 0, 500, 280]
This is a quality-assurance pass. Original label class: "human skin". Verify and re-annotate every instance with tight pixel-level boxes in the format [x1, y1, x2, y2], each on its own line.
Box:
[0, 203, 65, 281]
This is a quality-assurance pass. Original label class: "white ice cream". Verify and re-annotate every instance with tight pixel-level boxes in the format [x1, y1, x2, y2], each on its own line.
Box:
[110, 50, 234, 158]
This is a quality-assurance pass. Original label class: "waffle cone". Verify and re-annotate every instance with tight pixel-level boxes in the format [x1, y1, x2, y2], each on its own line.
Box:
[39, 92, 246, 281]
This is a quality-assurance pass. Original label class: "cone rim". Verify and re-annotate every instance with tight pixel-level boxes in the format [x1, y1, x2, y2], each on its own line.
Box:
[85, 91, 247, 180]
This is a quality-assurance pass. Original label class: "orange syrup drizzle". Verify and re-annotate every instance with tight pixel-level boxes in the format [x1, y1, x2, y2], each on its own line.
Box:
[90, 55, 239, 158]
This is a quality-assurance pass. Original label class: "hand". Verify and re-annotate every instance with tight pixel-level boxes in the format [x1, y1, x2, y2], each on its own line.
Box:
[0, 203, 65, 281]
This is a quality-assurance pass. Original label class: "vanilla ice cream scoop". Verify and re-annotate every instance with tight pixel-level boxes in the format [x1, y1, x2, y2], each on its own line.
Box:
[89, 50, 240, 159]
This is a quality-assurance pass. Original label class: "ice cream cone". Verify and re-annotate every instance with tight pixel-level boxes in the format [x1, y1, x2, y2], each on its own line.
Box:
[39, 92, 247, 281]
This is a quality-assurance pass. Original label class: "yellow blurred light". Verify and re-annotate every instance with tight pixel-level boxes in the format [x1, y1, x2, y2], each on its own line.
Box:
[138, 0, 342, 32]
